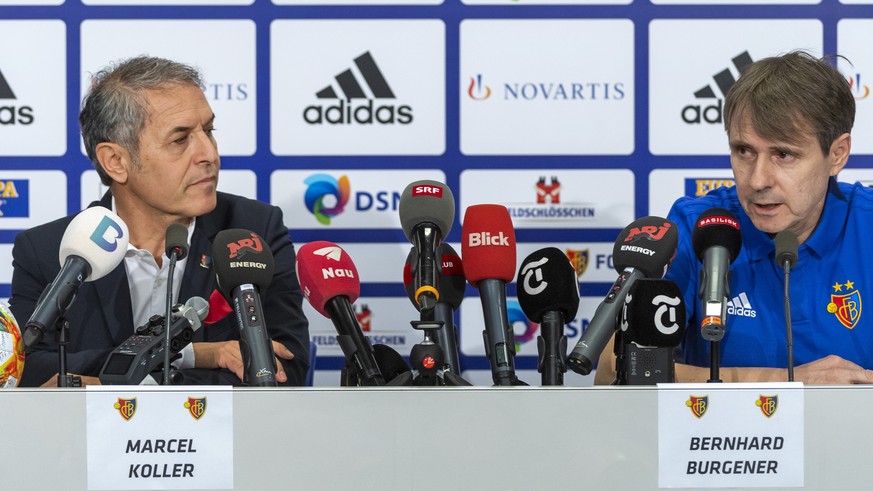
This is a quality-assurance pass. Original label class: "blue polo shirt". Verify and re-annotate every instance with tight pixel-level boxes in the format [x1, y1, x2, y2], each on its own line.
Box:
[666, 178, 873, 369]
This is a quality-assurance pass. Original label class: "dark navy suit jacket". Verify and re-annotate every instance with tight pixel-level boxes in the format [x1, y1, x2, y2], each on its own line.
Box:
[10, 191, 310, 386]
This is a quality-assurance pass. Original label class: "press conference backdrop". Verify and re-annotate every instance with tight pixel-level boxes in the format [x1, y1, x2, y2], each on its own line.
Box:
[2, 0, 873, 386]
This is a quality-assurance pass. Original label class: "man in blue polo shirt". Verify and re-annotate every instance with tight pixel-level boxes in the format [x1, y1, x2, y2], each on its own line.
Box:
[597, 51, 873, 384]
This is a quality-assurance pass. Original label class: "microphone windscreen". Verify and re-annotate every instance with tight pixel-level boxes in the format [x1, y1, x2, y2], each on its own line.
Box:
[165, 222, 189, 260]
[296, 241, 360, 318]
[403, 243, 466, 310]
[59, 206, 129, 281]
[692, 208, 743, 263]
[612, 216, 678, 278]
[516, 247, 580, 323]
[621, 278, 686, 347]
[775, 230, 798, 269]
[461, 204, 517, 286]
[399, 180, 455, 240]
[212, 229, 275, 299]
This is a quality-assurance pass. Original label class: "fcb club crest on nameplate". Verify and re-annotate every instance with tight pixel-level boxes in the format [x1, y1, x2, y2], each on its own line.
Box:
[756, 395, 778, 418]
[565, 248, 589, 278]
[114, 397, 137, 421]
[184, 397, 207, 420]
[827, 279, 862, 329]
[686, 395, 708, 418]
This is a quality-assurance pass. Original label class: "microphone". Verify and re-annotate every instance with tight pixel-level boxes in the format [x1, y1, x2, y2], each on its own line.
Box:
[212, 229, 278, 387]
[23, 206, 129, 348]
[461, 204, 524, 386]
[163, 222, 189, 385]
[399, 180, 455, 312]
[775, 230, 798, 382]
[99, 296, 209, 385]
[296, 241, 385, 386]
[567, 216, 679, 376]
[403, 242, 465, 374]
[516, 247, 579, 386]
[692, 208, 742, 344]
[618, 279, 686, 385]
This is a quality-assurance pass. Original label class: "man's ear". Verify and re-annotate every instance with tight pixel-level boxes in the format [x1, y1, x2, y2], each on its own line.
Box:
[828, 133, 851, 176]
[94, 142, 132, 184]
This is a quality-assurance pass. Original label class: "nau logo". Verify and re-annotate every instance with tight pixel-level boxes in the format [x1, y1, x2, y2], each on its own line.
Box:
[0, 68, 34, 126]
[686, 395, 708, 418]
[685, 178, 735, 197]
[536, 176, 560, 204]
[184, 397, 207, 420]
[682, 51, 754, 125]
[114, 397, 137, 421]
[0, 179, 28, 218]
[756, 395, 777, 418]
[827, 279, 862, 329]
[303, 51, 413, 125]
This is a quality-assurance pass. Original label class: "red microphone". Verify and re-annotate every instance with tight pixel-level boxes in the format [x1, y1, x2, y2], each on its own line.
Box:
[461, 204, 524, 386]
[296, 241, 385, 386]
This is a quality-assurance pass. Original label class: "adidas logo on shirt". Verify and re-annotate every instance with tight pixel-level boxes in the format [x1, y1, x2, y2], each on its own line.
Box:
[727, 292, 757, 318]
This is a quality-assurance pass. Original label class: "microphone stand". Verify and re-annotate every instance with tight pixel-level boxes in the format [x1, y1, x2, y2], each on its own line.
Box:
[163, 251, 180, 385]
[709, 345, 722, 383]
[401, 320, 472, 387]
[56, 317, 80, 387]
[782, 260, 795, 382]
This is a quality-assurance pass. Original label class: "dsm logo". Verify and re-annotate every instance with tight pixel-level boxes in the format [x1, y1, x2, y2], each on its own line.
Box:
[0, 180, 28, 217]
[303, 173, 403, 226]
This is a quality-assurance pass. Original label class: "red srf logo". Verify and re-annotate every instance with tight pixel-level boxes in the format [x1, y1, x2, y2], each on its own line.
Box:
[412, 186, 443, 198]
[227, 233, 263, 259]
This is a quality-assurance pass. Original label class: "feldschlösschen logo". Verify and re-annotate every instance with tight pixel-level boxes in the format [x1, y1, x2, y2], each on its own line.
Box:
[304, 174, 351, 225]
[303, 51, 413, 125]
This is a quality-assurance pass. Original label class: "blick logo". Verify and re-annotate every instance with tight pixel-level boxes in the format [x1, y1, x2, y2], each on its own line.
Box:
[90, 215, 125, 252]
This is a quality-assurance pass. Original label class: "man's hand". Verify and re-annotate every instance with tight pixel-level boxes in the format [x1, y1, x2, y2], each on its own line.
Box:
[40, 374, 101, 387]
[794, 355, 873, 384]
[193, 341, 295, 383]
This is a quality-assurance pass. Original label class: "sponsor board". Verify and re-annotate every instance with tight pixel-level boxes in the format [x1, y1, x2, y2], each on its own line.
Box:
[0, 244, 12, 283]
[648, 169, 735, 218]
[838, 169, 873, 187]
[80, 169, 257, 210]
[270, 20, 445, 155]
[838, 20, 873, 154]
[649, 19, 822, 155]
[271, 169, 445, 229]
[0, 21, 66, 156]
[464, 0, 627, 3]
[305, 296, 421, 356]
[0, 0, 63, 5]
[80, 20, 256, 156]
[460, 169, 634, 229]
[461, 19, 634, 155]
[276, 0, 441, 3]
[0, 171, 66, 229]
[84, 0, 251, 3]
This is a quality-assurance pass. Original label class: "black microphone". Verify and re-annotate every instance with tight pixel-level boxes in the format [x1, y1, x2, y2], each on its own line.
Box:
[619, 279, 686, 385]
[99, 296, 208, 385]
[403, 242, 465, 375]
[163, 222, 189, 385]
[692, 208, 742, 343]
[212, 229, 278, 387]
[775, 230, 798, 382]
[567, 217, 678, 376]
[399, 180, 455, 312]
[24, 207, 129, 348]
[516, 247, 579, 386]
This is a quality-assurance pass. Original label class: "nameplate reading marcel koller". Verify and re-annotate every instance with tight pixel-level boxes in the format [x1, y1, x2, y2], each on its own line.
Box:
[86, 386, 233, 490]
[657, 382, 804, 488]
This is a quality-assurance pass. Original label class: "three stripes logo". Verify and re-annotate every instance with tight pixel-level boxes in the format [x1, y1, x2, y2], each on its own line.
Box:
[727, 291, 757, 318]
[303, 51, 413, 126]
[0, 67, 34, 126]
[681, 51, 754, 125]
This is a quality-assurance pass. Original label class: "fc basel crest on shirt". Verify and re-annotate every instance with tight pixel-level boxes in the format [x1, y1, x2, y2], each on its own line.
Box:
[827, 279, 862, 329]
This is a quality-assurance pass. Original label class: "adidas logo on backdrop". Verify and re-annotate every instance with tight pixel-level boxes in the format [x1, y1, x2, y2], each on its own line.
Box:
[302, 51, 413, 126]
[0, 67, 34, 125]
[682, 51, 754, 125]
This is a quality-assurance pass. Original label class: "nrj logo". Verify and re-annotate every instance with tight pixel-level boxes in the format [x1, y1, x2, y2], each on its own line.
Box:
[467, 74, 491, 101]
[304, 174, 351, 225]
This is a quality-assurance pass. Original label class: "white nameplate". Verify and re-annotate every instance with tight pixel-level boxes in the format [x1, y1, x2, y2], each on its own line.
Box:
[86, 386, 233, 490]
[658, 382, 804, 488]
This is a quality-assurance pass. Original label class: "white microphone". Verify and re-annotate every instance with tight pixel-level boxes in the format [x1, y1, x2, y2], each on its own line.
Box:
[23, 207, 129, 348]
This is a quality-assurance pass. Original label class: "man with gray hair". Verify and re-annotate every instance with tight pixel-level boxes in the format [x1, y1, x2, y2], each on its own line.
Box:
[10, 55, 310, 386]
[597, 51, 873, 384]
